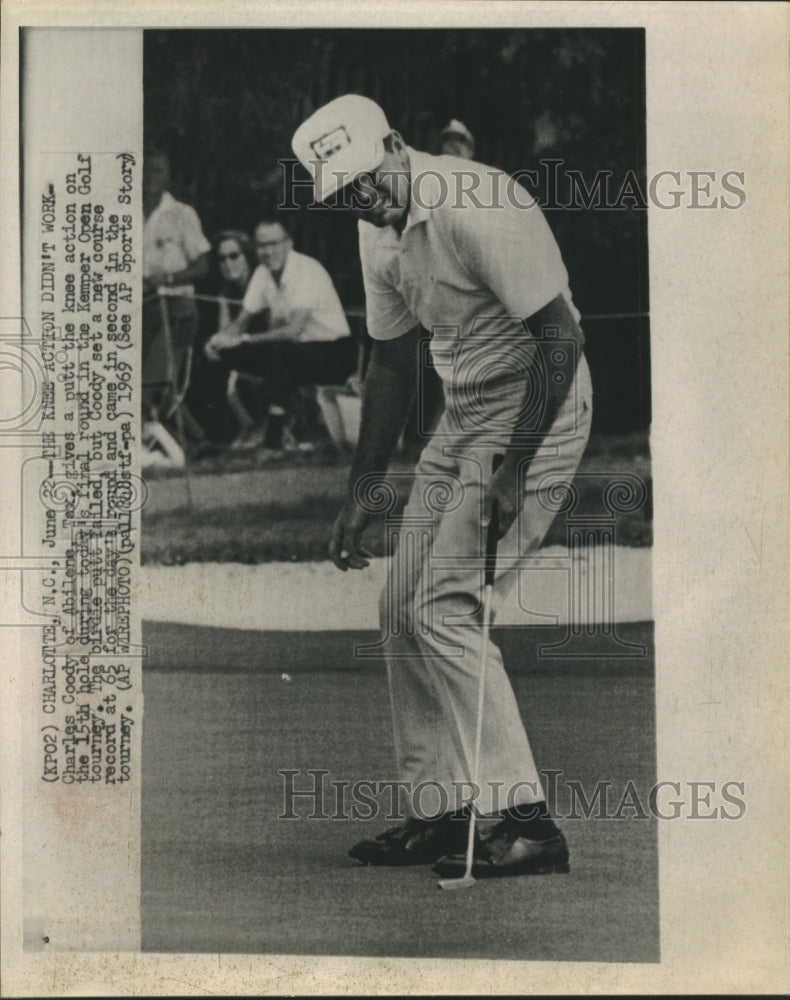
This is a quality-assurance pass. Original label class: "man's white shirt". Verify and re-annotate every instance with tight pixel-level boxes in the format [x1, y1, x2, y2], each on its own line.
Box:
[242, 249, 350, 342]
[143, 191, 211, 294]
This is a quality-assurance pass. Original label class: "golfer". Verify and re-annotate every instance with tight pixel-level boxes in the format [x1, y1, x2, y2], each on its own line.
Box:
[292, 96, 593, 878]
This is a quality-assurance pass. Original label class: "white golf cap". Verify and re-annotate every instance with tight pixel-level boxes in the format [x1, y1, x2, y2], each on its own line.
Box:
[292, 94, 391, 203]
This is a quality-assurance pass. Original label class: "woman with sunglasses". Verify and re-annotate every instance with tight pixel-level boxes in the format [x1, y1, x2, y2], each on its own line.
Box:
[187, 229, 265, 448]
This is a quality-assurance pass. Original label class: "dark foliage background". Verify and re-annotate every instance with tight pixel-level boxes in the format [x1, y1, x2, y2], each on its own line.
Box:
[144, 28, 650, 433]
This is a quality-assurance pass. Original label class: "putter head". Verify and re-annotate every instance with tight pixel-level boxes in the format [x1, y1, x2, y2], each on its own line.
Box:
[437, 875, 476, 890]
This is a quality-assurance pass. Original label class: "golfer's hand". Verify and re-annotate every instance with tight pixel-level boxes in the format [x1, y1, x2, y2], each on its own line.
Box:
[485, 462, 519, 540]
[329, 499, 373, 571]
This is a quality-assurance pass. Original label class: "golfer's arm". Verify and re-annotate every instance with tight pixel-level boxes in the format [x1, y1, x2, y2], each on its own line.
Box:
[347, 326, 420, 497]
[505, 294, 585, 468]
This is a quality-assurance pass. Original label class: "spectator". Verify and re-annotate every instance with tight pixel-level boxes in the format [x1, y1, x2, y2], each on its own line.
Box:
[142, 146, 211, 463]
[204, 215, 355, 449]
[438, 118, 475, 159]
[213, 229, 258, 326]
[187, 229, 263, 448]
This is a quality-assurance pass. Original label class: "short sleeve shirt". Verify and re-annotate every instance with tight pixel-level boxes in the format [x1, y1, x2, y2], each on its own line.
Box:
[143, 191, 211, 294]
[242, 250, 351, 343]
[359, 148, 579, 388]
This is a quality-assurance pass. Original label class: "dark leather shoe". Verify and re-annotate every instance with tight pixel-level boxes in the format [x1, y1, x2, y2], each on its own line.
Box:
[432, 821, 569, 878]
[349, 813, 471, 866]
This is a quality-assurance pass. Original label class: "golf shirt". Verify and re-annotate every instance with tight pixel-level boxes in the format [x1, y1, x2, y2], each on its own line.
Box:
[143, 191, 211, 296]
[242, 250, 351, 343]
[359, 147, 580, 390]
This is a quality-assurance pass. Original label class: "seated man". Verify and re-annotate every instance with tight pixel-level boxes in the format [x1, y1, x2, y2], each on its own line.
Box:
[204, 215, 354, 446]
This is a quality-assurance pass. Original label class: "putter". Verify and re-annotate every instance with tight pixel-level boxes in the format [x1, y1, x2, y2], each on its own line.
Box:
[438, 454, 502, 891]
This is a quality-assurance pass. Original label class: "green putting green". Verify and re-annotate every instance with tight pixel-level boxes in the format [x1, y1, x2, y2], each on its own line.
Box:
[141, 622, 658, 961]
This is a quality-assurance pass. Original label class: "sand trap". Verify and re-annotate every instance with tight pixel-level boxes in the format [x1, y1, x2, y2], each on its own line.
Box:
[139, 545, 652, 631]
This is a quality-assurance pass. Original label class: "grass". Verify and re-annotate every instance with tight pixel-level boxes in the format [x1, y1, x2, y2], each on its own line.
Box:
[141, 621, 658, 961]
[142, 664, 659, 961]
[141, 431, 652, 565]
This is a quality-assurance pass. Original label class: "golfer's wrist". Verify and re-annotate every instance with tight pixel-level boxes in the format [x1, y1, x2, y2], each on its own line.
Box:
[347, 470, 386, 504]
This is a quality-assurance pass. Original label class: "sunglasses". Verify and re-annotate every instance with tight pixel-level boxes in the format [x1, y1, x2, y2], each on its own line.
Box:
[218, 251, 242, 262]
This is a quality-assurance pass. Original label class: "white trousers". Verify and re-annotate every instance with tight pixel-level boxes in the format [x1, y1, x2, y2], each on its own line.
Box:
[379, 356, 593, 817]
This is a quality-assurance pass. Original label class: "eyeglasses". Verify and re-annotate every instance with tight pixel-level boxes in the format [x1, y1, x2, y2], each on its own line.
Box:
[218, 251, 241, 262]
[255, 239, 287, 249]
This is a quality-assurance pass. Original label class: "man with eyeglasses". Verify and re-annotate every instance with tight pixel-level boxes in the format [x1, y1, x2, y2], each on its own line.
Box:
[291, 95, 593, 879]
[204, 215, 353, 447]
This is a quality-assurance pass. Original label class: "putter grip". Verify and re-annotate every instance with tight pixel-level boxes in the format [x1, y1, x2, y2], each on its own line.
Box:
[485, 454, 504, 586]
